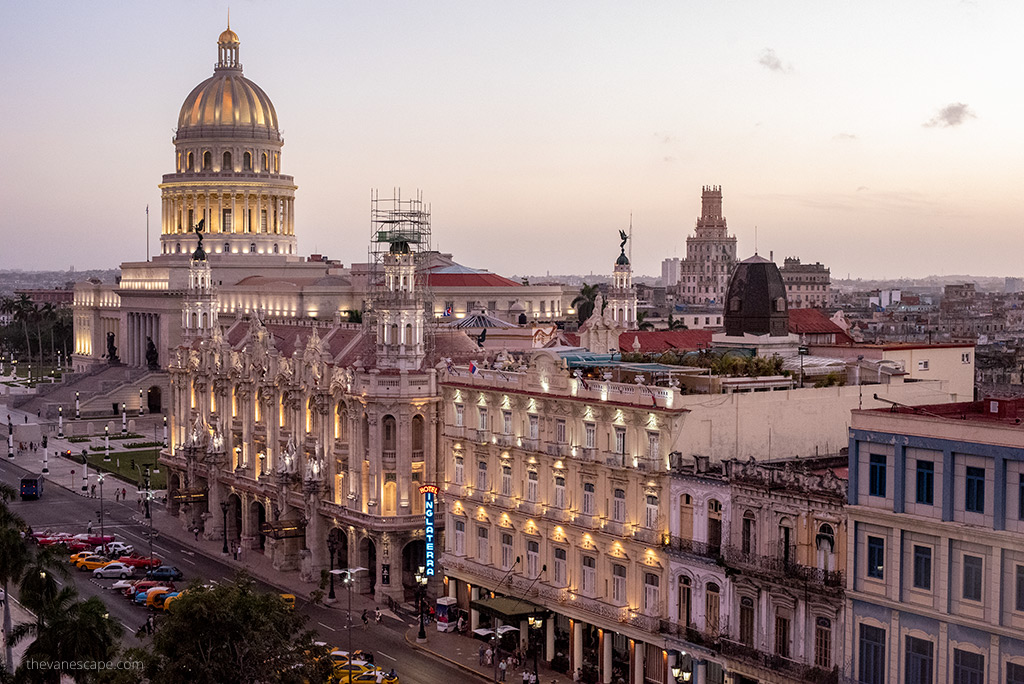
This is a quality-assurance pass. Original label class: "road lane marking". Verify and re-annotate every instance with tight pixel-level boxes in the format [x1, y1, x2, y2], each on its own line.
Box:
[379, 652, 397, 661]
[317, 621, 337, 632]
[178, 556, 196, 565]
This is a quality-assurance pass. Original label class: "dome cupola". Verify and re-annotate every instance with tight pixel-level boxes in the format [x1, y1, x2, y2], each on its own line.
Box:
[723, 254, 789, 337]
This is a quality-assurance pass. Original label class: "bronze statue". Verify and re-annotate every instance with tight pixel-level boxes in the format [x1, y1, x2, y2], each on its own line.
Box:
[193, 218, 205, 255]
[619, 229, 628, 251]
[145, 336, 159, 370]
[106, 332, 119, 364]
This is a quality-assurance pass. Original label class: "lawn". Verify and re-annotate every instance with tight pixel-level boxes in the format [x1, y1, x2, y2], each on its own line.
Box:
[84, 448, 167, 490]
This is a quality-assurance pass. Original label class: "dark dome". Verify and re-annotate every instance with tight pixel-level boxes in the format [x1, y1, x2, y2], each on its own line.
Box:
[723, 254, 788, 336]
[616, 250, 630, 266]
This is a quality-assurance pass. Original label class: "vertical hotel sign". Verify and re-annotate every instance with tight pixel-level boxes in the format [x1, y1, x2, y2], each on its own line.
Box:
[419, 484, 439, 576]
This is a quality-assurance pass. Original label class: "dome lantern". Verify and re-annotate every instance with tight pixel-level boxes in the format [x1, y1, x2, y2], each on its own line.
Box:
[217, 20, 241, 70]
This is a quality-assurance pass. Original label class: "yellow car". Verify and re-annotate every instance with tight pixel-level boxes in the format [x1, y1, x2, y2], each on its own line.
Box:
[69, 552, 91, 565]
[280, 593, 296, 610]
[76, 555, 113, 571]
[346, 669, 399, 684]
[332, 660, 374, 681]
[163, 592, 185, 611]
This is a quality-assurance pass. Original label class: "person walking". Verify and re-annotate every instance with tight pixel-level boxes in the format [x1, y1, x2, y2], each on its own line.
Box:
[480, 644, 487, 665]
[499, 658, 507, 682]
[485, 646, 493, 666]
[90, 484, 96, 498]
[193, 526, 200, 541]
[374, 607, 382, 623]
[121, 487, 127, 500]
[361, 609, 369, 629]
[87, 520, 93, 533]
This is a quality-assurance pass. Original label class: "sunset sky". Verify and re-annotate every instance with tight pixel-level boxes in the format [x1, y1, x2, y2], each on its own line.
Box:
[1, 1, 1021, 280]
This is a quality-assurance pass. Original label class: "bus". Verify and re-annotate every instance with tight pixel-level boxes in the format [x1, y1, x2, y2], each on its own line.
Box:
[20, 474, 44, 500]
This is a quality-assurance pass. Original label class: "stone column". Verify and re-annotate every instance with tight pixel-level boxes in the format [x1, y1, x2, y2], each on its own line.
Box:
[695, 659, 707, 684]
[632, 641, 644, 684]
[348, 409, 361, 507]
[448, 578, 457, 599]
[256, 193, 262, 236]
[205, 193, 211, 231]
[545, 617, 555, 661]
[398, 404, 411, 513]
[231, 192, 237, 234]
[602, 630, 613, 684]
[470, 586, 480, 631]
[367, 408, 381, 515]
[243, 190, 250, 236]
[572, 621, 583, 676]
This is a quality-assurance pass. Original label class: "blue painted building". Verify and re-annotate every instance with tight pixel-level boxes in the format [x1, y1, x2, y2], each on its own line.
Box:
[846, 397, 1024, 684]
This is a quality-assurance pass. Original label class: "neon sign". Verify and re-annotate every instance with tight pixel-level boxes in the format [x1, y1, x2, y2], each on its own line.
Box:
[419, 484, 439, 576]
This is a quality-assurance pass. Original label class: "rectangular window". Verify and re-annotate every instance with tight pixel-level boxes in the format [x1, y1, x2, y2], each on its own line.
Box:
[612, 489, 626, 523]
[555, 419, 566, 444]
[501, 465, 512, 497]
[774, 613, 791, 658]
[529, 415, 539, 440]
[869, 454, 887, 497]
[739, 599, 754, 646]
[554, 476, 565, 509]
[453, 456, 464, 485]
[581, 556, 596, 594]
[584, 423, 596, 449]
[614, 428, 626, 455]
[858, 624, 885, 684]
[453, 520, 465, 555]
[477, 407, 488, 431]
[1017, 565, 1024, 611]
[916, 461, 934, 505]
[502, 411, 512, 435]
[501, 533, 513, 570]
[966, 466, 985, 513]
[526, 471, 538, 503]
[476, 527, 489, 562]
[647, 431, 659, 459]
[612, 564, 626, 604]
[553, 548, 566, 586]
[582, 483, 595, 515]
[912, 545, 932, 591]
[953, 649, 984, 684]
[918, 360, 929, 371]
[476, 461, 487, 491]
[455, 403, 464, 427]
[904, 636, 934, 684]
[962, 554, 983, 601]
[645, 495, 659, 528]
[644, 573, 660, 614]
[741, 516, 755, 555]
[1008, 662, 1024, 684]
[867, 536, 885, 579]
[527, 541, 539, 578]
[221, 208, 232, 233]
[814, 618, 832, 670]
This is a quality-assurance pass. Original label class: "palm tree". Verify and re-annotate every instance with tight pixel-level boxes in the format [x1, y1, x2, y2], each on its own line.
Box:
[571, 283, 601, 324]
[16, 547, 69, 623]
[636, 311, 654, 331]
[666, 314, 688, 330]
[0, 527, 30, 675]
[11, 295, 37, 364]
[16, 596, 123, 683]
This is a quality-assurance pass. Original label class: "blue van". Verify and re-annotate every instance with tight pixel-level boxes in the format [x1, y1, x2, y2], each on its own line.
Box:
[20, 475, 43, 500]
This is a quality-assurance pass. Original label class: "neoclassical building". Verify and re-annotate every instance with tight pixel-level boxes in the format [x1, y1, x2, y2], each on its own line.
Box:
[162, 206, 481, 597]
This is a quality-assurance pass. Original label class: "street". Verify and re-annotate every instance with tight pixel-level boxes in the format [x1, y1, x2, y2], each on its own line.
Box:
[0, 455, 476, 684]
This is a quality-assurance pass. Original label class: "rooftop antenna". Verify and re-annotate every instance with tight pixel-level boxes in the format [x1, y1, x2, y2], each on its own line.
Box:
[754, 225, 758, 256]
[227, 7, 231, 29]
[145, 205, 150, 262]
[628, 213, 633, 266]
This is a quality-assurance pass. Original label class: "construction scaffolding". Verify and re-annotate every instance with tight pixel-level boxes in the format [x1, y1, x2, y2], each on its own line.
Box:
[368, 188, 432, 287]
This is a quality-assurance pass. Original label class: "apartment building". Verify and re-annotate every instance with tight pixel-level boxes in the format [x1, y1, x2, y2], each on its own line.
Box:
[846, 398, 1024, 684]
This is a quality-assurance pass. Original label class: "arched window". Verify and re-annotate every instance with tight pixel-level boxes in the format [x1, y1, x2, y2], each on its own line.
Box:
[274, 153, 279, 173]
[249, 243, 256, 253]
[382, 415, 397, 453]
[202, 151, 211, 170]
[741, 510, 756, 556]
[261, 152, 268, 171]
[222, 151, 232, 171]
[412, 415, 425, 456]
[816, 523, 836, 571]
[779, 517, 795, 564]
[390, 324, 399, 345]
[243, 151, 252, 171]
[176, 242, 182, 253]
[187, 152, 194, 171]
[707, 498, 722, 552]
[224, 242, 230, 254]
[405, 323, 413, 345]
[679, 493, 694, 540]
[273, 243, 279, 254]
[678, 576, 691, 626]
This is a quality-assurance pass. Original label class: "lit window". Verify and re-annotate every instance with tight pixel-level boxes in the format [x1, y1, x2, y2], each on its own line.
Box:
[867, 536, 885, 579]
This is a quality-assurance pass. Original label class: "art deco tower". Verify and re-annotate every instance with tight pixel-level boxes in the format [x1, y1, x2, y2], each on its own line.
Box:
[159, 25, 297, 257]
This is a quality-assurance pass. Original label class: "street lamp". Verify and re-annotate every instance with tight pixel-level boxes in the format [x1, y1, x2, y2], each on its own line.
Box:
[327, 535, 339, 600]
[330, 567, 368, 684]
[139, 389, 144, 416]
[163, 416, 168, 447]
[135, 463, 155, 561]
[81, 451, 88, 493]
[75, 391, 80, 420]
[97, 473, 105, 545]
[57, 406, 64, 438]
[121, 403, 127, 434]
[104, 425, 110, 462]
[220, 501, 229, 554]
[415, 565, 428, 643]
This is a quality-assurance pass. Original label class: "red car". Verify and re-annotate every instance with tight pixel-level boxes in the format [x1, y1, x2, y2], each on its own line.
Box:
[117, 555, 163, 569]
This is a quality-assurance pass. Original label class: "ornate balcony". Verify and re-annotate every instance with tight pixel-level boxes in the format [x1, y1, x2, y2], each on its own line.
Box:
[721, 546, 844, 593]
[720, 639, 838, 684]
[546, 443, 568, 457]
[659, 620, 723, 652]
[662, 535, 721, 562]
[472, 429, 491, 444]
[495, 433, 516, 448]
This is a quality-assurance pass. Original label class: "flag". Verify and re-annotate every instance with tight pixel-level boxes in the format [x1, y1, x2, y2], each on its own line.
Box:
[468, 361, 479, 375]
[444, 358, 459, 376]
[639, 383, 657, 407]
[444, 305, 453, 316]
[574, 370, 590, 391]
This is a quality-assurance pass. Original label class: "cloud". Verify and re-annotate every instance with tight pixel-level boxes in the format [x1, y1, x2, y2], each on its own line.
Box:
[833, 132, 858, 141]
[653, 132, 675, 145]
[923, 102, 976, 128]
[757, 48, 792, 73]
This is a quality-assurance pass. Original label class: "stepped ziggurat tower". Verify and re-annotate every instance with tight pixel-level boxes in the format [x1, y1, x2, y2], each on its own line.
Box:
[677, 186, 737, 306]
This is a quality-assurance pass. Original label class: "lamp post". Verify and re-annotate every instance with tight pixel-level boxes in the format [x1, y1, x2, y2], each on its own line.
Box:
[42, 448, 48, 474]
[57, 406, 64, 438]
[327, 535, 339, 600]
[330, 567, 367, 684]
[81, 451, 88, 494]
[97, 473, 105, 545]
[220, 501, 229, 554]
[528, 616, 542, 684]
[162, 416, 168, 448]
[75, 391, 80, 420]
[139, 389, 144, 416]
[104, 425, 110, 462]
[135, 464, 154, 561]
[121, 403, 127, 434]
[415, 565, 428, 643]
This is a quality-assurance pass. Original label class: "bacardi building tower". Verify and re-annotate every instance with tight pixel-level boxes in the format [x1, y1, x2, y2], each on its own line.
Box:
[677, 186, 737, 306]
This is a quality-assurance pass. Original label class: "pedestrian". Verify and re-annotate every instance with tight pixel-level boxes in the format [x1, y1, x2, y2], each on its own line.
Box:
[499, 658, 507, 682]
[573, 668, 581, 682]
[232, 545, 238, 561]
[146, 615, 155, 634]
[522, 668, 530, 684]
[374, 607, 382, 623]
[137, 497, 143, 511]
[528, 672, 536, 684]
[90, 484, 96, 498]
[485, 646, 492, 666]
[237, 544, 242, 560]
[122, 487, 127, 500]
[480, 644, 487, 665]
[87, 520, 93, 533]
[193, 526, 200, 541]
[361, 609, 369, 628]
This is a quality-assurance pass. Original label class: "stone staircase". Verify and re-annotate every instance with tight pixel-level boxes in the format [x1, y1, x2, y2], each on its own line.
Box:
[14, 366, 168, 419]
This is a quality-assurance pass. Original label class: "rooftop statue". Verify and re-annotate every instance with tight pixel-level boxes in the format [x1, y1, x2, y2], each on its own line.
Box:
[619, 229, 628, 251]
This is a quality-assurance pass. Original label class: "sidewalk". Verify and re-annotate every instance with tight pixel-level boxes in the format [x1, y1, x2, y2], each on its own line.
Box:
[404, 624, 575, 684]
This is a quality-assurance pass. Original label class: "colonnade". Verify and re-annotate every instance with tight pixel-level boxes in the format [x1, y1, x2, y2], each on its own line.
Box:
[161, 190, 295, 237]
[124, 312, 160, 369]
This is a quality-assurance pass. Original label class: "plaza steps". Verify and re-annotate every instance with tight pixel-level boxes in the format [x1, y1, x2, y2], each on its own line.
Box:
[14, 366, 166, 420]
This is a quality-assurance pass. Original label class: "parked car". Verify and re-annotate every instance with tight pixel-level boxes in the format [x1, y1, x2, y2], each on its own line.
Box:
[73, 534, 115, 545]
[280, 593, 296, 610]
[69, 551, 92, 565]
[93, 562, 135, 579]
[117, 555, 162, 569]
[160, 592, 181, 611]
[146, 566, 183, 582]
[75, 555, 113, 571]
[96, 542, 134, 556]
[134, 586, 171, 606]
[146, 588, 175, 609]
[121, 580, 174, 599]
[111, 578, 136, 592]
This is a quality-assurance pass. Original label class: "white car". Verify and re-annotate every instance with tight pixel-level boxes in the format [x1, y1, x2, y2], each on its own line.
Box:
[95, 542, 134, 556]
[110, 578, 135, 591]
[93, 562, 135, 579]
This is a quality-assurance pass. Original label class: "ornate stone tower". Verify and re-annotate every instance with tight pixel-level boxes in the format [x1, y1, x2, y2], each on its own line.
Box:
[181, 235, 217, 341]
[678, 186, 738, 306]
[607, 231, 637, 328]
[370, 192, 429, 371]
[160, 24, 297, 257]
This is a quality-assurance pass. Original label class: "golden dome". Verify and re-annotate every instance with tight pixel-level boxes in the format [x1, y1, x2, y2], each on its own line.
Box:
[218, 28, 239, 44]
[176, 73, 279, 138]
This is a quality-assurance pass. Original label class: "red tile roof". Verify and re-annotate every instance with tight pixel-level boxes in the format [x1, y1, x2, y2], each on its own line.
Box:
[787, 308, 845, 335]
[618, 330, 713, 353]
[426, 272, 521, 288]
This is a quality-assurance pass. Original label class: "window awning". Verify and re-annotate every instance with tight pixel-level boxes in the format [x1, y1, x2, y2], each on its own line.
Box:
[260, 519, 306, 539]
[170, 488, 208, 503]
[470, 594, 547, 623]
